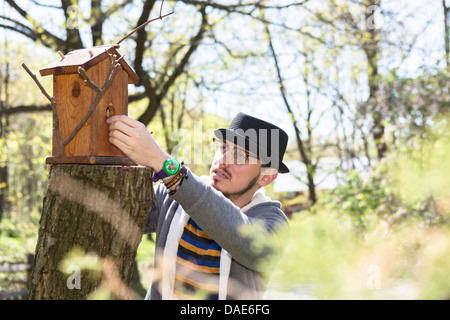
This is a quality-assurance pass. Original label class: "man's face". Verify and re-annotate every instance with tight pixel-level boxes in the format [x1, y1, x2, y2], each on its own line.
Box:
[209, 139, 263, 203]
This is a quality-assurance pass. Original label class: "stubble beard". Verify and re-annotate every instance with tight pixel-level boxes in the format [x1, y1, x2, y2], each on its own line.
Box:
[220, 173, 260, 203]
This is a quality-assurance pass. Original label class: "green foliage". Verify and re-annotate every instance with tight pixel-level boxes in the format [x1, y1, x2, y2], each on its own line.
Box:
[271, 208, 450, 299]
[323, 115, 450, 229]
[374, 69, 450, 138]
[269, 116, 450, 299]
[270, 210, 358, 299]
[324, 161, 441, 231]
[0, 232, 34, 264]
[391, 115, 450, 210]
[0, 113, 51, 225]
[0, 237, 30, 294]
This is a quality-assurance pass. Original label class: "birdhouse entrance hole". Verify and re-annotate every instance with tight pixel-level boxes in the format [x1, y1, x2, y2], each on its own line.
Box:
[106, 104, 115, 120]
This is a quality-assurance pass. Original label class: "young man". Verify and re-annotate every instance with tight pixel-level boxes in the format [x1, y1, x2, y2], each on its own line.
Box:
[107, 112, 290, 300]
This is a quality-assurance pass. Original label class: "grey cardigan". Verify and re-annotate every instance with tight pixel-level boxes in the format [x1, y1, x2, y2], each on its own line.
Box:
[144, 168, 289, 300]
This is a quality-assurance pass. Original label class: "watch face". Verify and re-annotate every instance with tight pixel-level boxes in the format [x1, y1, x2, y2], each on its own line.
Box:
[164, 158, 180, 175]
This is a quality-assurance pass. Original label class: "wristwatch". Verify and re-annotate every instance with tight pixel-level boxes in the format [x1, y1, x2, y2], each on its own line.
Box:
[152, 157, 181, 182]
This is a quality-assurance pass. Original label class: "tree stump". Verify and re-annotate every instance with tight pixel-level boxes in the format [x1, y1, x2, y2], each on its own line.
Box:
[29, 164, 153, 300]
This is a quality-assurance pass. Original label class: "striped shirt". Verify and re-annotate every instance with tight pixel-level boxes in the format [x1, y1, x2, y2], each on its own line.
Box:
[174, 218, 221, 300]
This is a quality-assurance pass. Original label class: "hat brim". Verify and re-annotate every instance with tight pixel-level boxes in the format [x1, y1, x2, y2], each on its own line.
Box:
[214, 128, 290, 174]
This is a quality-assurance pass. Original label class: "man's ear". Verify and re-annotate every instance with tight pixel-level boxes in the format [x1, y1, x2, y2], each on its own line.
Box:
[258, 167, 278, 187]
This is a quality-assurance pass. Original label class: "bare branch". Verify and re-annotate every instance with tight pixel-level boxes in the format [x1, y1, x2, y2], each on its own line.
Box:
[0, 104, 52, 116]
[179, 0, 308, 12]
[4, 0, 67, 50]
[21, 63, 63, 154]
[21, 63, 53, 104]
[159, 7, 207, 99]
[30, 1, 62, 9]
[263, 12, 317, 204]
[77, 67, 101, 93]
[137, 5, 208, 125]
[116, 0, 174, 45]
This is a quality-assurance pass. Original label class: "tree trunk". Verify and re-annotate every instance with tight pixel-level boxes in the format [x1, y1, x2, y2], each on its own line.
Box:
[443, 0, 450, 70]
[363, 0, 386, 159]
[29, 164, 153, 300]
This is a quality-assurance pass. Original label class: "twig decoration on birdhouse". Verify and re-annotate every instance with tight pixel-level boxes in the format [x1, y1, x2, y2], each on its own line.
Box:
[62, 51, 123, 154]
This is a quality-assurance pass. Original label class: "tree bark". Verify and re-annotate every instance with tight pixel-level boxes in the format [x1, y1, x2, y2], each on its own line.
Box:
[29, 164, 153, 300]
[443, 0, 450, 70]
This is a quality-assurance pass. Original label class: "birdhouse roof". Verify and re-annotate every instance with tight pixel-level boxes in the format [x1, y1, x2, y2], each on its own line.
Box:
[39, 44, 139, 84]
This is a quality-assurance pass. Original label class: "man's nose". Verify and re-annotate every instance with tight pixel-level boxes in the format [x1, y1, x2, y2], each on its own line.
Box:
[215, 148, 233, 165]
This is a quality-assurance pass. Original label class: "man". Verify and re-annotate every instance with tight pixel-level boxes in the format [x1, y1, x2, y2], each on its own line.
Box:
[107, 112, 290, 300]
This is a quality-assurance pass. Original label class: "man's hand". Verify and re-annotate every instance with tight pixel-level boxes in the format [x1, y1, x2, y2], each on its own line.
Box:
[107, 115, 170, 171]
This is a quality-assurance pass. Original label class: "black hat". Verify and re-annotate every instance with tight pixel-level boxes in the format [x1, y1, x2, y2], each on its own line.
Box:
[214, 112, 290, 173]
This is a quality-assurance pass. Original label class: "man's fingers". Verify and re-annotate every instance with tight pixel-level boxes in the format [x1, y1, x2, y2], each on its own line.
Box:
[109, 136, 128, 153]
[109, 120, 135, 138]
[107, 115, 142, 129]
[109, 127, 133, 147]
[106, 114, 159, 169]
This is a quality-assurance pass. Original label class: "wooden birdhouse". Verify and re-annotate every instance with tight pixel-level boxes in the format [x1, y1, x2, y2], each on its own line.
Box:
[38, 44, 139, 165]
